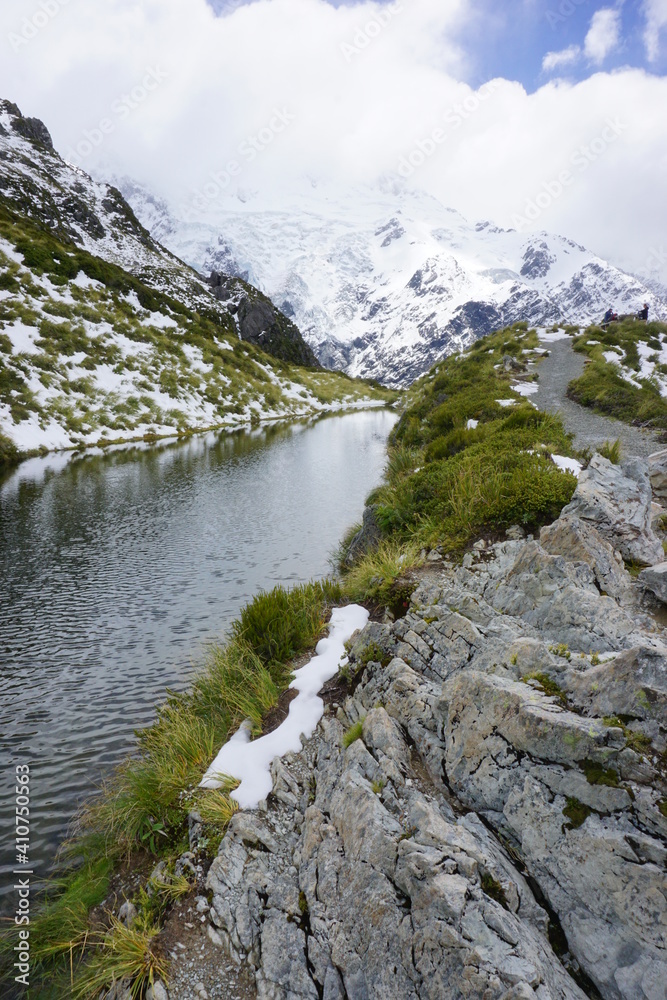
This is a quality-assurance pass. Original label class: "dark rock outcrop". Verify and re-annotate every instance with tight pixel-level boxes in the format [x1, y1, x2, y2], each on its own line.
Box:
[209, 271, 320, 368]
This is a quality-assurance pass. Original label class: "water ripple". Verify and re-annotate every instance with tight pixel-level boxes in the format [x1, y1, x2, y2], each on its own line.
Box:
[0, 412, 396, 911]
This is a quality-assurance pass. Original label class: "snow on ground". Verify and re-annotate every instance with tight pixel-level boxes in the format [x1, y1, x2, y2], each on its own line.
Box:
[603, 350, 623, 363]
[200, 605, 370, 807]
[141, 310, 178, 330]
[72, 271, 104, 291]
[466, 418, 478, 429]
[551, 454, 583, 477]
[537, 328, 573, 343]
[5, 321, 40, 355]
[512, 381, 538, 397]
[496, 398, 517, 407]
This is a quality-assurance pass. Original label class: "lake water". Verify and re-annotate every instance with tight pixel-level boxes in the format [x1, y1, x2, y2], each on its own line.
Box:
[0, 409, 396, 913]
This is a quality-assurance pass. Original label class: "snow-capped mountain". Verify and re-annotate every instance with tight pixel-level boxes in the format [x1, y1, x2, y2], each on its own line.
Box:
[120, 180, 667, 386]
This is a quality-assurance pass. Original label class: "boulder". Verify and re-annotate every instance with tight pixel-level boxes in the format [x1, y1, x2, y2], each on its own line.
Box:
[639, 561, 667, 604]
[561, 454, 663, 566]
[648, 448, 667, 502]
[540, 514, 632, 600]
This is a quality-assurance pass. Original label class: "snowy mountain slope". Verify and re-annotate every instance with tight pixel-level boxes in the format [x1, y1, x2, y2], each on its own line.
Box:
[120, 180, 667, 386]
[0, 100, 318, 368]
[0, 104, 392, 462]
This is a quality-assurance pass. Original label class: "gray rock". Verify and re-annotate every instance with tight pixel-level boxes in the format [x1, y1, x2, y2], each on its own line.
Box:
[345, 505, 383, 565]
[561, 453, 663, 565]
[540, 513, 632, 600]
[648, 448, 667, 502]
[639, 561, 667, 603]
[146, 983, 169, 1000]
[117, 900, 137, 927]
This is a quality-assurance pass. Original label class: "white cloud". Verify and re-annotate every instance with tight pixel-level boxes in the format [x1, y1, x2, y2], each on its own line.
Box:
[643, 0, 667, 60]
[0, 0, 666, 284]
[584, 8, 621, 64]
[542, 45, 581, 72]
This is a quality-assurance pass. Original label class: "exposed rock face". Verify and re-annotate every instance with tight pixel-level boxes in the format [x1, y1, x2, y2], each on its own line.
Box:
[640, 562, 667, 604]
[648, 449, 667, 503]
[539, 515, 632, 601]
[209, 271, 320, 367]
[561, 454, 663, 566]
[200, 497, 667, 1000]
[345, 504, 382, 566]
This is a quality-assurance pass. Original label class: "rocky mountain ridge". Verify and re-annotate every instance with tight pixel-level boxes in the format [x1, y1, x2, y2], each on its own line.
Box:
[119, 180, 667, 386]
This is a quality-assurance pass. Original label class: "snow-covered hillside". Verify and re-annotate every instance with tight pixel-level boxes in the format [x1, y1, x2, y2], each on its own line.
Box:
[121, 180, 667, 386]
[0, 103, 391, 459]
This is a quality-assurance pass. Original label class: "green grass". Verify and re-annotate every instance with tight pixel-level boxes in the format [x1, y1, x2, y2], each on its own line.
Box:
[524, 672, 569, 707]
[569, 319, 667, 429]
[342, 718, 366, 748]
[339, 325, 580, 594]
[598, 439, 622, 464]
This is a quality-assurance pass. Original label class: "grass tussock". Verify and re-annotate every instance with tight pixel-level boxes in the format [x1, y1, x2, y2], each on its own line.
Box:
[342, 718, 365, 748]
[66, 915, 169, 1000]
[598, 439, 622, 464]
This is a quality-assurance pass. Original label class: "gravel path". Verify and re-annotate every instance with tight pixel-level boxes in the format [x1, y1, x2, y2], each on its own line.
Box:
[532, 336, 663, 459]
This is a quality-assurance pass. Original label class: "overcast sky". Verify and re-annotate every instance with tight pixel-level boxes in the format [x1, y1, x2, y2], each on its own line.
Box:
[2, 0, 667, 284]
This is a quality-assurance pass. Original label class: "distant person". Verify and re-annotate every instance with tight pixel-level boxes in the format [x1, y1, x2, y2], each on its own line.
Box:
[638, 303, 649, 321]
[603, 308, 614, 324]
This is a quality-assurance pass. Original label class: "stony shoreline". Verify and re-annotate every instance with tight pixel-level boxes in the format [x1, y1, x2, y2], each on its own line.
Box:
[139, 451, 667, 1000]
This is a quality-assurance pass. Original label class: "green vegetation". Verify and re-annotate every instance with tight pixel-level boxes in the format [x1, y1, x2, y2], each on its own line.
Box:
[342, 718, 366, 748]
[0, 580, 341, 997]
[603, 716, 653, 756]
[356, 641, 392, 669]
[562, 796, 592, 829]
[569, 319, 667, 429]
[581, 760, 619, 787]
[480, 872, 509, 910]
[598, 439, 622, 464]
[524, 672, 568, 707]
[342, 326, 578, 586]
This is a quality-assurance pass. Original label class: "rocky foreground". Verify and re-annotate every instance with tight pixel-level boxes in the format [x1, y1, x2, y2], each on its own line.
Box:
[156, 453, 667, 1000]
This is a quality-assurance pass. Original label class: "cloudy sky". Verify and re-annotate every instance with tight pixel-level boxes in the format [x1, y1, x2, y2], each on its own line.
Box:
[2, 0, 667, 283]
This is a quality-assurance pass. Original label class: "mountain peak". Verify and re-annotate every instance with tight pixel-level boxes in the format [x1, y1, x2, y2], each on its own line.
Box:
[0, 99, 53, 149]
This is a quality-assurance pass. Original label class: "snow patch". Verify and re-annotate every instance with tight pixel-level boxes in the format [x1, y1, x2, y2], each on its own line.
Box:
[537, 329, 572, 343]
[551, 454, 583, 477]
[512, 382, 539, 397]
[200, 604, 369, 807]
